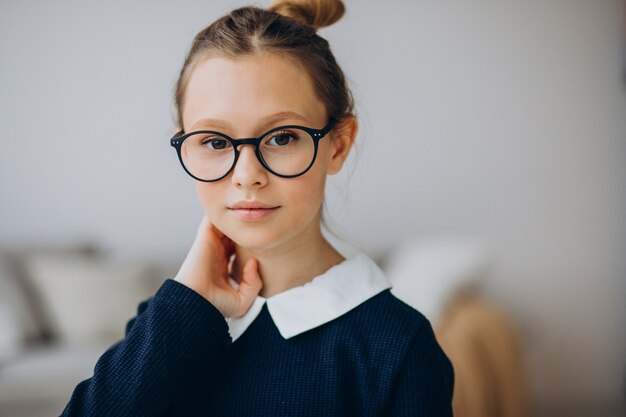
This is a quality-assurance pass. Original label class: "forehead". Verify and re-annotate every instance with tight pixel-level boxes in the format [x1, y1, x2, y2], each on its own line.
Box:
[182, 53, 326, 132]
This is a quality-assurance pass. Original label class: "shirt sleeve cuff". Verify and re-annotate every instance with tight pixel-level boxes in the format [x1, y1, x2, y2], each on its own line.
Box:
[146, 278, 232, 363]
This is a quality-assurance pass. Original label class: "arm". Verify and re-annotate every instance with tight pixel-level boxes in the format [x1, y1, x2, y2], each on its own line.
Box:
[59, 279, 232, 417]
[384, 318, 455, 417]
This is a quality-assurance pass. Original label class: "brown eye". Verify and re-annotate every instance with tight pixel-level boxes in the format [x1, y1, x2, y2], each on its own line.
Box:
[201, 137, 232, 150]
[266, 131, 300, 147]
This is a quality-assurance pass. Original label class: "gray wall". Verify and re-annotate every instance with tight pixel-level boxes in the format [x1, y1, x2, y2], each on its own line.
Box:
[1, 0, 624, 414]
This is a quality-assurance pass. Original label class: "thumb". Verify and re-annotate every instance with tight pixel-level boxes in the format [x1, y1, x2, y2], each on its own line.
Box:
[234, 257, 264, 315]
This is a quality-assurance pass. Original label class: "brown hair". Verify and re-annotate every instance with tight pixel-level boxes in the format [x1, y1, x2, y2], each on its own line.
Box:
[173, 0, 354, 131]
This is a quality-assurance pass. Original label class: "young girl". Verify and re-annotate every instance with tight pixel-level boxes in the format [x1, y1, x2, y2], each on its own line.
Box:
[61, 1, 454, 416]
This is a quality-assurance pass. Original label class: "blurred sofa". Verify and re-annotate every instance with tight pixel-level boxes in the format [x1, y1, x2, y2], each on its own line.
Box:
[0, 243, 168, 417]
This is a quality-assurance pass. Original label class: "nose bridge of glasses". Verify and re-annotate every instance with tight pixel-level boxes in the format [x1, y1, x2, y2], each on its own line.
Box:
[232, 137, 264, 172]
[229, 144, 267, 181]
[232, 137, 260, 151]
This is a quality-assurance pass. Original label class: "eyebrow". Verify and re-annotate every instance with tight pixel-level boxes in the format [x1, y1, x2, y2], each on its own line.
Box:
[189, 111, 311, 133]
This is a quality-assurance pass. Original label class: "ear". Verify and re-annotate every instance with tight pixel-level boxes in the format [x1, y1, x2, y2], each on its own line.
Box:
[326, 115, 358, 175]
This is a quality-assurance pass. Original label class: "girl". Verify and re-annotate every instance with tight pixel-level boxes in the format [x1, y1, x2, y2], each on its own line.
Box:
[61, 1, 454, 416]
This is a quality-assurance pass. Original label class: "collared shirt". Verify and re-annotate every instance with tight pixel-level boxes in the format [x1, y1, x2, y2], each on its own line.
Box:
[225, 252, 393, 342]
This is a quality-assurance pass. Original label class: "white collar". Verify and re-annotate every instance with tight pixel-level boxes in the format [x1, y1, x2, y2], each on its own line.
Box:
[225, 253, 393, 341]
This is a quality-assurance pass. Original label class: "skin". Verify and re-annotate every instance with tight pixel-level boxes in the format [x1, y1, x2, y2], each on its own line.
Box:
[173, 52, 358, 318]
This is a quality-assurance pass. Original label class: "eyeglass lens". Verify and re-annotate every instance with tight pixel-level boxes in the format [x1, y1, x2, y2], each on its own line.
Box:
[180, 127, 316, 180]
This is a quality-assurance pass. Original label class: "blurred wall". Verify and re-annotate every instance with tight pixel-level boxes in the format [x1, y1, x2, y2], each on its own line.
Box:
[0, 0, 624, 415]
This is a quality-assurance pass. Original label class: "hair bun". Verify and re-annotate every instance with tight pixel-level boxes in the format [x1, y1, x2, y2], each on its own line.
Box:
[268, 0, 345, 30]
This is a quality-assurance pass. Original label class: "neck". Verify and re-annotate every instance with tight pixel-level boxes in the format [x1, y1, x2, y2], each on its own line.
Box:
[229, 214, 346, 298]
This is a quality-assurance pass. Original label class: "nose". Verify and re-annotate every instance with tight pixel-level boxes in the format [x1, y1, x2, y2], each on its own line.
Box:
[230, 144, 268, 188]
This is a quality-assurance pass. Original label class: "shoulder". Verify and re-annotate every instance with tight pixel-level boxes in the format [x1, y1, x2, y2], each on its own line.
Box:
[360, 289, 455, 395]
[354, 288, 428, 334]
[334, 289, 454, 397]
[351, 289, 453, 370]
[342, 288, 433, 354]
[340, 252, 432, 345]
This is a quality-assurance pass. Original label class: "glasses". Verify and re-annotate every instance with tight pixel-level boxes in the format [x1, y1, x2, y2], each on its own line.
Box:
[170, 117, 337, 182]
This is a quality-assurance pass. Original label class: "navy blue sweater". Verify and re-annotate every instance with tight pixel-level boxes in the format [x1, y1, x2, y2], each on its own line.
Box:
[59, 278, 454, 416]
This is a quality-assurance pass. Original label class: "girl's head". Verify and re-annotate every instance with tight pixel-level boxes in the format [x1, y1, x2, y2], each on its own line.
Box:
[173, 0, 357, 253]
[174, 0, 354, 132]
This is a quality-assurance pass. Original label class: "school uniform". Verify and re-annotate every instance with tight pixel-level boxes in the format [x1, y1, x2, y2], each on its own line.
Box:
[59, 253, 454, 417]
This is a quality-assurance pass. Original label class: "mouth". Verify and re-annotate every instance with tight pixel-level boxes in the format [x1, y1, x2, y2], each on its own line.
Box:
[228, 206, 280, 221]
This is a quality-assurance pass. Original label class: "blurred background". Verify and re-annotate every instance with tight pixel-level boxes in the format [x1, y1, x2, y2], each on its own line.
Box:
[0, 1, 624, 416]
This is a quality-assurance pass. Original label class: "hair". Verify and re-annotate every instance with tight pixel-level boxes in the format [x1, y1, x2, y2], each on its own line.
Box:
[172, 0, 359, 245]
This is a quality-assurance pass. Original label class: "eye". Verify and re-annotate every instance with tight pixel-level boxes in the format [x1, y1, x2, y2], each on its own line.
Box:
[265, 130, 300, 146]
[201, 136, 232, 150]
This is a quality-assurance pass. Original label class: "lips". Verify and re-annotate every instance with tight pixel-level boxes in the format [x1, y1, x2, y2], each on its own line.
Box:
[229, 200, 280, 210]
[227, 200, 280, 221]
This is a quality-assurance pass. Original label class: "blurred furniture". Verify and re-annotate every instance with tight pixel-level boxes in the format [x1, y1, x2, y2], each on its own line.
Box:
[435, 291, 530, 417]
[0, 243, 168, 417]
[382, 236, 530, 417]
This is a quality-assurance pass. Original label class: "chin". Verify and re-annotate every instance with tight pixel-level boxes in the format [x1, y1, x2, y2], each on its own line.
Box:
[239, 233, 281, 250]
[227, 226, 286, 252]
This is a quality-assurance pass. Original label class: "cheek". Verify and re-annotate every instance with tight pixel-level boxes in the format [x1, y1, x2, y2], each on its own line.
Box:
[193, 182, 224, 218]
[285, 164, 328, 217]
[281, 182, 320, 220]
[286, 144, 332, 216]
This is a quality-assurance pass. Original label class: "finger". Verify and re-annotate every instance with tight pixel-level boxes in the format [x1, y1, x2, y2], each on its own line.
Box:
[200, 214, 212, 231]
[207, 222, 222, 239]
[206, 223, 230, 253]
[220, 233, 234, 250]
[225, 242, 236, 261]
[234, 257, 263, 315]
[196, 215, 214, 241]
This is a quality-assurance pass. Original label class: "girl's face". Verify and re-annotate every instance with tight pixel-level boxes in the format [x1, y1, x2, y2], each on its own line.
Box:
[181, 52, 354, 252]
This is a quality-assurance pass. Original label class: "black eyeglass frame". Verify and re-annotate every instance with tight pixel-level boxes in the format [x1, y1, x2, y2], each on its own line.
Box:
[170, 116, 338, 182]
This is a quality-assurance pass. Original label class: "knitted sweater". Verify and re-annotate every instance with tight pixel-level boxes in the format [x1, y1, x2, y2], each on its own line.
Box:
[59, 270, 454, 416]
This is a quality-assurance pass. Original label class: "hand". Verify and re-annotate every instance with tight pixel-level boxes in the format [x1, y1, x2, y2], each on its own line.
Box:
[174, 214, 263, 318]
